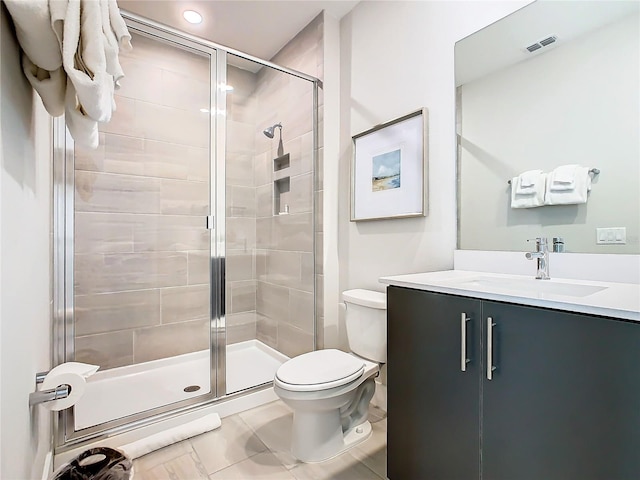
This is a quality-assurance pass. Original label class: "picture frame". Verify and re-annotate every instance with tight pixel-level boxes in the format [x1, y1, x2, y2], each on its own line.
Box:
[351, 108, 428, 221]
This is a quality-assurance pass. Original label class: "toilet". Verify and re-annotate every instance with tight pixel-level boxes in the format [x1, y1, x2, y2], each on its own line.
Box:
[273, 288, 386, 463]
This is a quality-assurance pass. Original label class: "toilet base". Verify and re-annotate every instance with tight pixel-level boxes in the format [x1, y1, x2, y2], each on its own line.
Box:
[291, 416, 372, 463]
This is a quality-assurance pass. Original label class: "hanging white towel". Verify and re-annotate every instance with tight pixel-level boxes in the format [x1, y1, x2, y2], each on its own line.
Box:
[544, 166, 592, 205]
[22, 57, 66, 116]
[65, 82, 100, 149]
[3, 0, 62, 71]
[515, 169, 544, 194]
[548, 164, 579, 191]
[4, 0, 131, 148]
[511, 173, 547, 208]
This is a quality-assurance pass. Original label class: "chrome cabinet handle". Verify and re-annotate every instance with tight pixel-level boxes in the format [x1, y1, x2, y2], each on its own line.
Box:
[487, 317, 497, 380]
[461, 313, 470, 371]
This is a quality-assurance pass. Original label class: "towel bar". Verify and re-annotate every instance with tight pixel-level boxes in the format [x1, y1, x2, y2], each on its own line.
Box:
[508, 167, 599, 184]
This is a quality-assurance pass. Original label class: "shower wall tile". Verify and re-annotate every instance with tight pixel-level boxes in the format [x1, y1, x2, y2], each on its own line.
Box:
[227, 120, 256, 155]
[136, 100, 209, 148]
[160, 68, 209, 112]
[100, 95, 140, 138]
[289, 173, 312, 214]
[75, 289, 161, 336]
[134, 319, 209, 363]
[117, 55, 165, 105]
[75, 330, 133, 369]
[75, 252, 188, 295]
[187, 251, 210, 285]
[143, 139, 208, 182]
[75, 133, 106, 172]
[75, 212, 135, 254]
[257, 281, 289, 325]
[161, 285, 210, 324]
[256, 313, 277, 351]
[227, 185, 256, 218]
[226, 312, 257, 345]
[227, 67, 258, 124]
[226, 217, 256, 251]
[133, 215, 209, 252]
[226, 251, 255, 282]
[227, 153, 254, 187]
[121, 33, 209, 79]
[300, 131, 313, 177]
[255, 213, 313, 253]
[287, 289, 314, 334]
[273, 213, 313, 252]
[284, 92, 313, 141]
[254, 152, 271, 187]
[102, 134, 147, 175]
[75, 171, 161, 214]
[133, 215, 210, 252]
[228, 280, 257, 314]
[300, 253, 315, 293]
[277, 322, 314, 359]
[259, 250, 301, 288]
[255, 184, 272, 218]
[160, 179, 209, 215]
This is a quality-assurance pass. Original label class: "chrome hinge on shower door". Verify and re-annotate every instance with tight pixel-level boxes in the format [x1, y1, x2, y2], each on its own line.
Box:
[206, 215, 214, 229]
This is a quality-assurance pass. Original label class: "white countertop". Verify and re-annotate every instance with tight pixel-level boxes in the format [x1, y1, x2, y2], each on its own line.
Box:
[380, 270, 640, 321]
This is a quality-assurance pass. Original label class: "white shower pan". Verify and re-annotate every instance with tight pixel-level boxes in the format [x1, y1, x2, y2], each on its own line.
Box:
[74, 339, 288, 430]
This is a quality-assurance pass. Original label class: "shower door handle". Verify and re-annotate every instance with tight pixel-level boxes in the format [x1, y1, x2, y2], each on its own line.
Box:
[206, 215, 214, 229]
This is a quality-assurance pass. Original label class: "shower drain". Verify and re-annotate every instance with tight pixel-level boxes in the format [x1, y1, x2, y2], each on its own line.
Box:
[183, 385, 201, 393]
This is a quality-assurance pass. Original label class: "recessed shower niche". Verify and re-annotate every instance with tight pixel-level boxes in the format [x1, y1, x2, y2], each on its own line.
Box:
[274, 161, 291, 215]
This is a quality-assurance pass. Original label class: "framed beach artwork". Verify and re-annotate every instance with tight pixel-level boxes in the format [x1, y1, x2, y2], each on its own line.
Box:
[351, 108, 428, 221]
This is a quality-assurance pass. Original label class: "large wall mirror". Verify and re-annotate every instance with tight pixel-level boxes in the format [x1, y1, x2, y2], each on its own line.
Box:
[456, 1, 639, 254]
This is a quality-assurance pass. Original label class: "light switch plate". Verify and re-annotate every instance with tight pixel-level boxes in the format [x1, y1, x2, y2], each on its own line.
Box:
[596, 227, 626, 244]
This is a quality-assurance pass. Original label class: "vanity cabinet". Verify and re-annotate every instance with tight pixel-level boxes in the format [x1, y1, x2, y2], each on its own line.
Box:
[387, 286, 640, 480]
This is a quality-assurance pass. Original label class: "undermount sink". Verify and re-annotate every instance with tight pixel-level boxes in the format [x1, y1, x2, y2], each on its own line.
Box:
[454, 276, 608, 298]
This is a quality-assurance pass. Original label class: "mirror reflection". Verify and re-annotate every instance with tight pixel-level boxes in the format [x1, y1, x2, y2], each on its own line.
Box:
[456, 1, 639, 254]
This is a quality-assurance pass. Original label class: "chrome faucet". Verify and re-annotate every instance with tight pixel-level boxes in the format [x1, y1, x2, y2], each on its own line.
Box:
[525, 237, 550, 280]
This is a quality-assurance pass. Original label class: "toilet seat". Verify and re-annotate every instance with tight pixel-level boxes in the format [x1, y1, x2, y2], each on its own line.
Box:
[275, 349, 365, 392]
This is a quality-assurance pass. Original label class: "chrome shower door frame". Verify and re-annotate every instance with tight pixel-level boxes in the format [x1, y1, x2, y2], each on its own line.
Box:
[52, 11, 320, 453]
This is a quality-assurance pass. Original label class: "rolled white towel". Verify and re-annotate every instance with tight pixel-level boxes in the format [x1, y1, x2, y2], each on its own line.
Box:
[119, 413, 222, 459]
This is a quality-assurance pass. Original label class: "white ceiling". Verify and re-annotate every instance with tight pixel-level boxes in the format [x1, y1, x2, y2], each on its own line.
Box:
[118, 0, 359, 61]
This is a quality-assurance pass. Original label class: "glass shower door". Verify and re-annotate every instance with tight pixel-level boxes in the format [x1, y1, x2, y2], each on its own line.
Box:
[66, 29, 218, 434]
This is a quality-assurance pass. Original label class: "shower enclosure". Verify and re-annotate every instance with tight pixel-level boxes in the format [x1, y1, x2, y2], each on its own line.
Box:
[53, 13, 318, 451]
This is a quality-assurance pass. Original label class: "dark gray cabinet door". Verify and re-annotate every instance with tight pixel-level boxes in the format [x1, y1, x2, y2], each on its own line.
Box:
[387, 287, 482, 480]
[482, 301, 640, 480]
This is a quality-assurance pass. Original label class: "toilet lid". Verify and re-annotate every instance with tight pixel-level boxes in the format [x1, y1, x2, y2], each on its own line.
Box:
[275, 349, 365, 391]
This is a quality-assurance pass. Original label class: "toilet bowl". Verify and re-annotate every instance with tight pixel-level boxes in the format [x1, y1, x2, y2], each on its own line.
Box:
[274, 289, 386, 463]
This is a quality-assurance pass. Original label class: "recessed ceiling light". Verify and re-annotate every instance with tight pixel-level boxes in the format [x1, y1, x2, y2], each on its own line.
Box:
[183, 10, 202, 24]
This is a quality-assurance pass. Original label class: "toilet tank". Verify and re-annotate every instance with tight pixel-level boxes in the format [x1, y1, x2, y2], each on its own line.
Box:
[342, 289, 387, 363]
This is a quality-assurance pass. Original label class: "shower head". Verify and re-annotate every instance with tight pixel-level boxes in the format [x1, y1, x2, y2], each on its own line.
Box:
[263, 123, 282, 139]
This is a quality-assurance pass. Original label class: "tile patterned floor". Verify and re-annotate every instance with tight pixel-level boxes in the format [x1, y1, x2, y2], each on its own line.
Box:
[132, 400, 387, 479]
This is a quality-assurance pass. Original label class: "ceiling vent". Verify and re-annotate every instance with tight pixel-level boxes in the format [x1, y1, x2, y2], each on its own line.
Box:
[525, 35, 558, 53]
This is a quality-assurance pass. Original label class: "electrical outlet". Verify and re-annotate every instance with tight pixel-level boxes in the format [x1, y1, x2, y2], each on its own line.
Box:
[596, 227, 626, 245]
